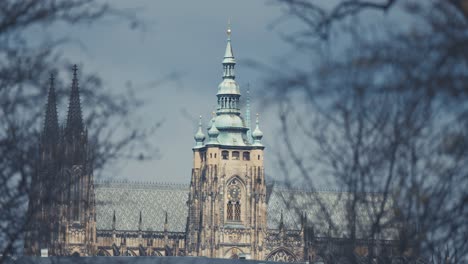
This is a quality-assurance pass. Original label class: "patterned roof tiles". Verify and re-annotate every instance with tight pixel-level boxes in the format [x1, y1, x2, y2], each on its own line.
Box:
[95, 181, 189, 232]
[266, 185, 399, 239]
[95, 181, 398, 239]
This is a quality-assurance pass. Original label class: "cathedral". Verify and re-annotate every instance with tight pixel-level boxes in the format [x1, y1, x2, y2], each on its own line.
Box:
[24, 27, 405, 262]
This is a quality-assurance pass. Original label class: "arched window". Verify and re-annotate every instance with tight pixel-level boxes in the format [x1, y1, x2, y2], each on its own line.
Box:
[227, 179, 241, 222]
[222, 151, 229, 160]
[243, 152, 250, 160]
[232, 151, 240, 160]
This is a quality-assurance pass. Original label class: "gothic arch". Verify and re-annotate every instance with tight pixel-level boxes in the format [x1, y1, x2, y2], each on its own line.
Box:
[266, 248, 297, 262]
[226, 176, 245, 222]
[226, 175, 245, 186]
[223, 247, 244, 259]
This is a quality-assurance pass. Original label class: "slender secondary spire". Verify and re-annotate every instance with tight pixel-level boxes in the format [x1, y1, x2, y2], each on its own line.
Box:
[43, 73, 59, 145]
[65, 64, 84, 138]
[245, 84, 252, 143]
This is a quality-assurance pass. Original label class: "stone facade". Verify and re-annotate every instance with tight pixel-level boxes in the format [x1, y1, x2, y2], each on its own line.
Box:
[24, 66, 96, 257]
[186, 146, 267, 259]
[25, 29, 405, 262]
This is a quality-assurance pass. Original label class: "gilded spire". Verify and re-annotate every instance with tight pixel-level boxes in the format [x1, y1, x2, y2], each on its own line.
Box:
[43, 73, 59, 145]
[65, 64, 84, 139]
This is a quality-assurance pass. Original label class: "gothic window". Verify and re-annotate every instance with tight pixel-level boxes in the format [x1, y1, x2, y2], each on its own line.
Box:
[243, 152, 250, 160]
[266, 249, 297, 262]
[215, 153, 217, 158]
[258, 155, 261, 160]
[210, 153, 212, 158]
[227, 179, 241, 222]
[227, 201, 233, 220]
[234, 202, 241, 221]
[232, 151, 240, 160]
[222, 151, 229, 160]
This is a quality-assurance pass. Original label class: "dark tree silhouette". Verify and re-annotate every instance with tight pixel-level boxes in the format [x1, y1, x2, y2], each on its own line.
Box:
[265, 0, 468, 263]
[0, 1, 158, 260]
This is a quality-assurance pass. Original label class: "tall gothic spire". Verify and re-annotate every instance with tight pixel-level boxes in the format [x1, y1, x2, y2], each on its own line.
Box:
[65, 64, 84, 138]
[43, 73, 59, 145]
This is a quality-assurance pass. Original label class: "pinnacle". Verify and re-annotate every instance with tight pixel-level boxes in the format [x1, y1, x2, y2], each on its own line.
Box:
[43, 73, 59, 145]
[65, 64, 84, 139]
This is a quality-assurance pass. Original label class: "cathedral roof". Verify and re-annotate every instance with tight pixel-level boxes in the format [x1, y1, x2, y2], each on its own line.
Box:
[266, 185, 399, 240]
[95, 181, 189, 232]
[94, 181, 398, 240]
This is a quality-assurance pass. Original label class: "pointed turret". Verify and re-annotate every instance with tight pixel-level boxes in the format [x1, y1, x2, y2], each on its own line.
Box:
[65, 65, 84, 139]
[223, 23, 235, 67]
[112, 210, 116, 230]
[252, 113, 264, 147]
[43, 73, 59, 146]
[138, 211, 142, 231]
[217, 24, 240, 101]
[194, 116, 205, 148]
[207, 113, 220, 145]
[279, 210, 284, 231]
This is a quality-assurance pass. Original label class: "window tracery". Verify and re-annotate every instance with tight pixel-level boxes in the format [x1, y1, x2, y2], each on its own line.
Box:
[266, 249, 297, 262]
[227, 179, 242, 222]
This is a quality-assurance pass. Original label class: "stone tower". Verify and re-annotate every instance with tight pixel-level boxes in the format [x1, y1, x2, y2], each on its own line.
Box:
[186, 26, 267, 260]
[25, 66, 96, 256]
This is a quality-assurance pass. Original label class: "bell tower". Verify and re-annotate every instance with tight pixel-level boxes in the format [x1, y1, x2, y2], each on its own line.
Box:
[186, 26, 267, 260]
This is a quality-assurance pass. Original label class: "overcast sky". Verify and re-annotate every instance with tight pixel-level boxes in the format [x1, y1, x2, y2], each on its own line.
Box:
[37, 0, 301, 183]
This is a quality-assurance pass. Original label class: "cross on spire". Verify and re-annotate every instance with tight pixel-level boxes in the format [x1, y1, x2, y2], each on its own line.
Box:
[65, 64, 84, 139]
